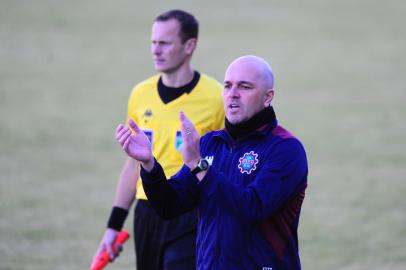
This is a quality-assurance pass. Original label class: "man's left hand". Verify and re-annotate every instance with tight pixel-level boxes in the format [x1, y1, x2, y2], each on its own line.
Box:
[179, 111, 201, 169]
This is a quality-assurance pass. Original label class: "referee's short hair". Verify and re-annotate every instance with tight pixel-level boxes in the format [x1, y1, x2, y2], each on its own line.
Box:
[155, 9, 199, 43]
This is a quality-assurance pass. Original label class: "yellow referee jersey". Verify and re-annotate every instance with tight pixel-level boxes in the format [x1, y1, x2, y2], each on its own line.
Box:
[127, 74, 225, 200]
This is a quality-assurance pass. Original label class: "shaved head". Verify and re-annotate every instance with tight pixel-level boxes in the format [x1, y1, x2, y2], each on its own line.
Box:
[223, 55, 275, 124]
[226, 55, 274, 90]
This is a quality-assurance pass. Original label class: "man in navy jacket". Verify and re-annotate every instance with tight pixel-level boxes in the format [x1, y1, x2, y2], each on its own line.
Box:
[116, 55, 308, 269]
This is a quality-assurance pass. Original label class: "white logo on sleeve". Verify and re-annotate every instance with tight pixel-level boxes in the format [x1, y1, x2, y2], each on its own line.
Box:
[262, 267, 272, 270]
[205, 156, 214, 165]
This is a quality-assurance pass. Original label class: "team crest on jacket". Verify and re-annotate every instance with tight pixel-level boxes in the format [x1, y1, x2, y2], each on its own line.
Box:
[238, 151, 259, 174]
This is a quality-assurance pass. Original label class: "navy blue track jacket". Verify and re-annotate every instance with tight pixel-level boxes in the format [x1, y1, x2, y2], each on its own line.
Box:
[141, 118, 308, 270]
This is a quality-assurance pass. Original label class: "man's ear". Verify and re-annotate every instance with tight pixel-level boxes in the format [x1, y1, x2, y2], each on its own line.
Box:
[264, 88, 274, 107]
[184, 38, 197, 55]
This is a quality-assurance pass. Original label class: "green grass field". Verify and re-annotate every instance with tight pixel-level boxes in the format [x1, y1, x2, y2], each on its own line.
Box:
[1, 0, 405, 269]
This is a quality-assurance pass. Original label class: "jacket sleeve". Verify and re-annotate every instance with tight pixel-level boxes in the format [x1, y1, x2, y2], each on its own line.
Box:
[198, 139, 308, 223]
[140, 160, 200, 219]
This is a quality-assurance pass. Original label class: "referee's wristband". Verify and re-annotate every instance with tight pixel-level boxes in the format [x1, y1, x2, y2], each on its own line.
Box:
[107, 206, 129, 231]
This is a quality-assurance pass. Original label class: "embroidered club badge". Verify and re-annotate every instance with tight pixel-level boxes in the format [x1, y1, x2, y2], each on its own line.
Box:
[238, 151, 259, 174]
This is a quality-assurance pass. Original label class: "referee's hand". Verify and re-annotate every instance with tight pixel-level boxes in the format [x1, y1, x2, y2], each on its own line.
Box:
[93, 228, 121, 262]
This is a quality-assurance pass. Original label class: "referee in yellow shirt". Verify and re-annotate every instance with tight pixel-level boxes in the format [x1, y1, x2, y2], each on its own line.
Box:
[93, 9, 224, 270]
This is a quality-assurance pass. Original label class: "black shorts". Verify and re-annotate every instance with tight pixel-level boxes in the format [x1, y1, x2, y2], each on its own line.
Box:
[133, 200, 197, 270]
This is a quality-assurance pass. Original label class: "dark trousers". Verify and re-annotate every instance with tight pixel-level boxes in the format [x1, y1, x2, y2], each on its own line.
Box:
[133, 200, 197, 270]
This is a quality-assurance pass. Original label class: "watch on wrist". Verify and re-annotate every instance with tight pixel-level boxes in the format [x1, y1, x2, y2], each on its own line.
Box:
[191, 158, 210, 175]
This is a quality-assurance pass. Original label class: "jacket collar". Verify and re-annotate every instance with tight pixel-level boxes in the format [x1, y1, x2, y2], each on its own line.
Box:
[216, 106, 278, 143]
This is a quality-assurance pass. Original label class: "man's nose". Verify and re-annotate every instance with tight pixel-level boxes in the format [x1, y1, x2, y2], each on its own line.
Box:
[228, 86, 240, 98]
[152, 45, 161, 55]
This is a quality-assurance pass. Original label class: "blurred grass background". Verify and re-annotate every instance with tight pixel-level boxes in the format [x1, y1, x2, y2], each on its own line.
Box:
[1, 0, 405, 269]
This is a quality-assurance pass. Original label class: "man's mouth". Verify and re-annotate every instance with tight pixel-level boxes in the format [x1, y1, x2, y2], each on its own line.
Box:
[228, 104, 240, 112]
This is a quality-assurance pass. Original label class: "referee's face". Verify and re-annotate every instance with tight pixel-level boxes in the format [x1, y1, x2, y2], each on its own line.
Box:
[151, 19, 189, 74]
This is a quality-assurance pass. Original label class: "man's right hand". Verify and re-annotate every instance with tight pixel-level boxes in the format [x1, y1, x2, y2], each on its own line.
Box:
[115, 119, 154, 170]
[93, 228, 121, 262]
